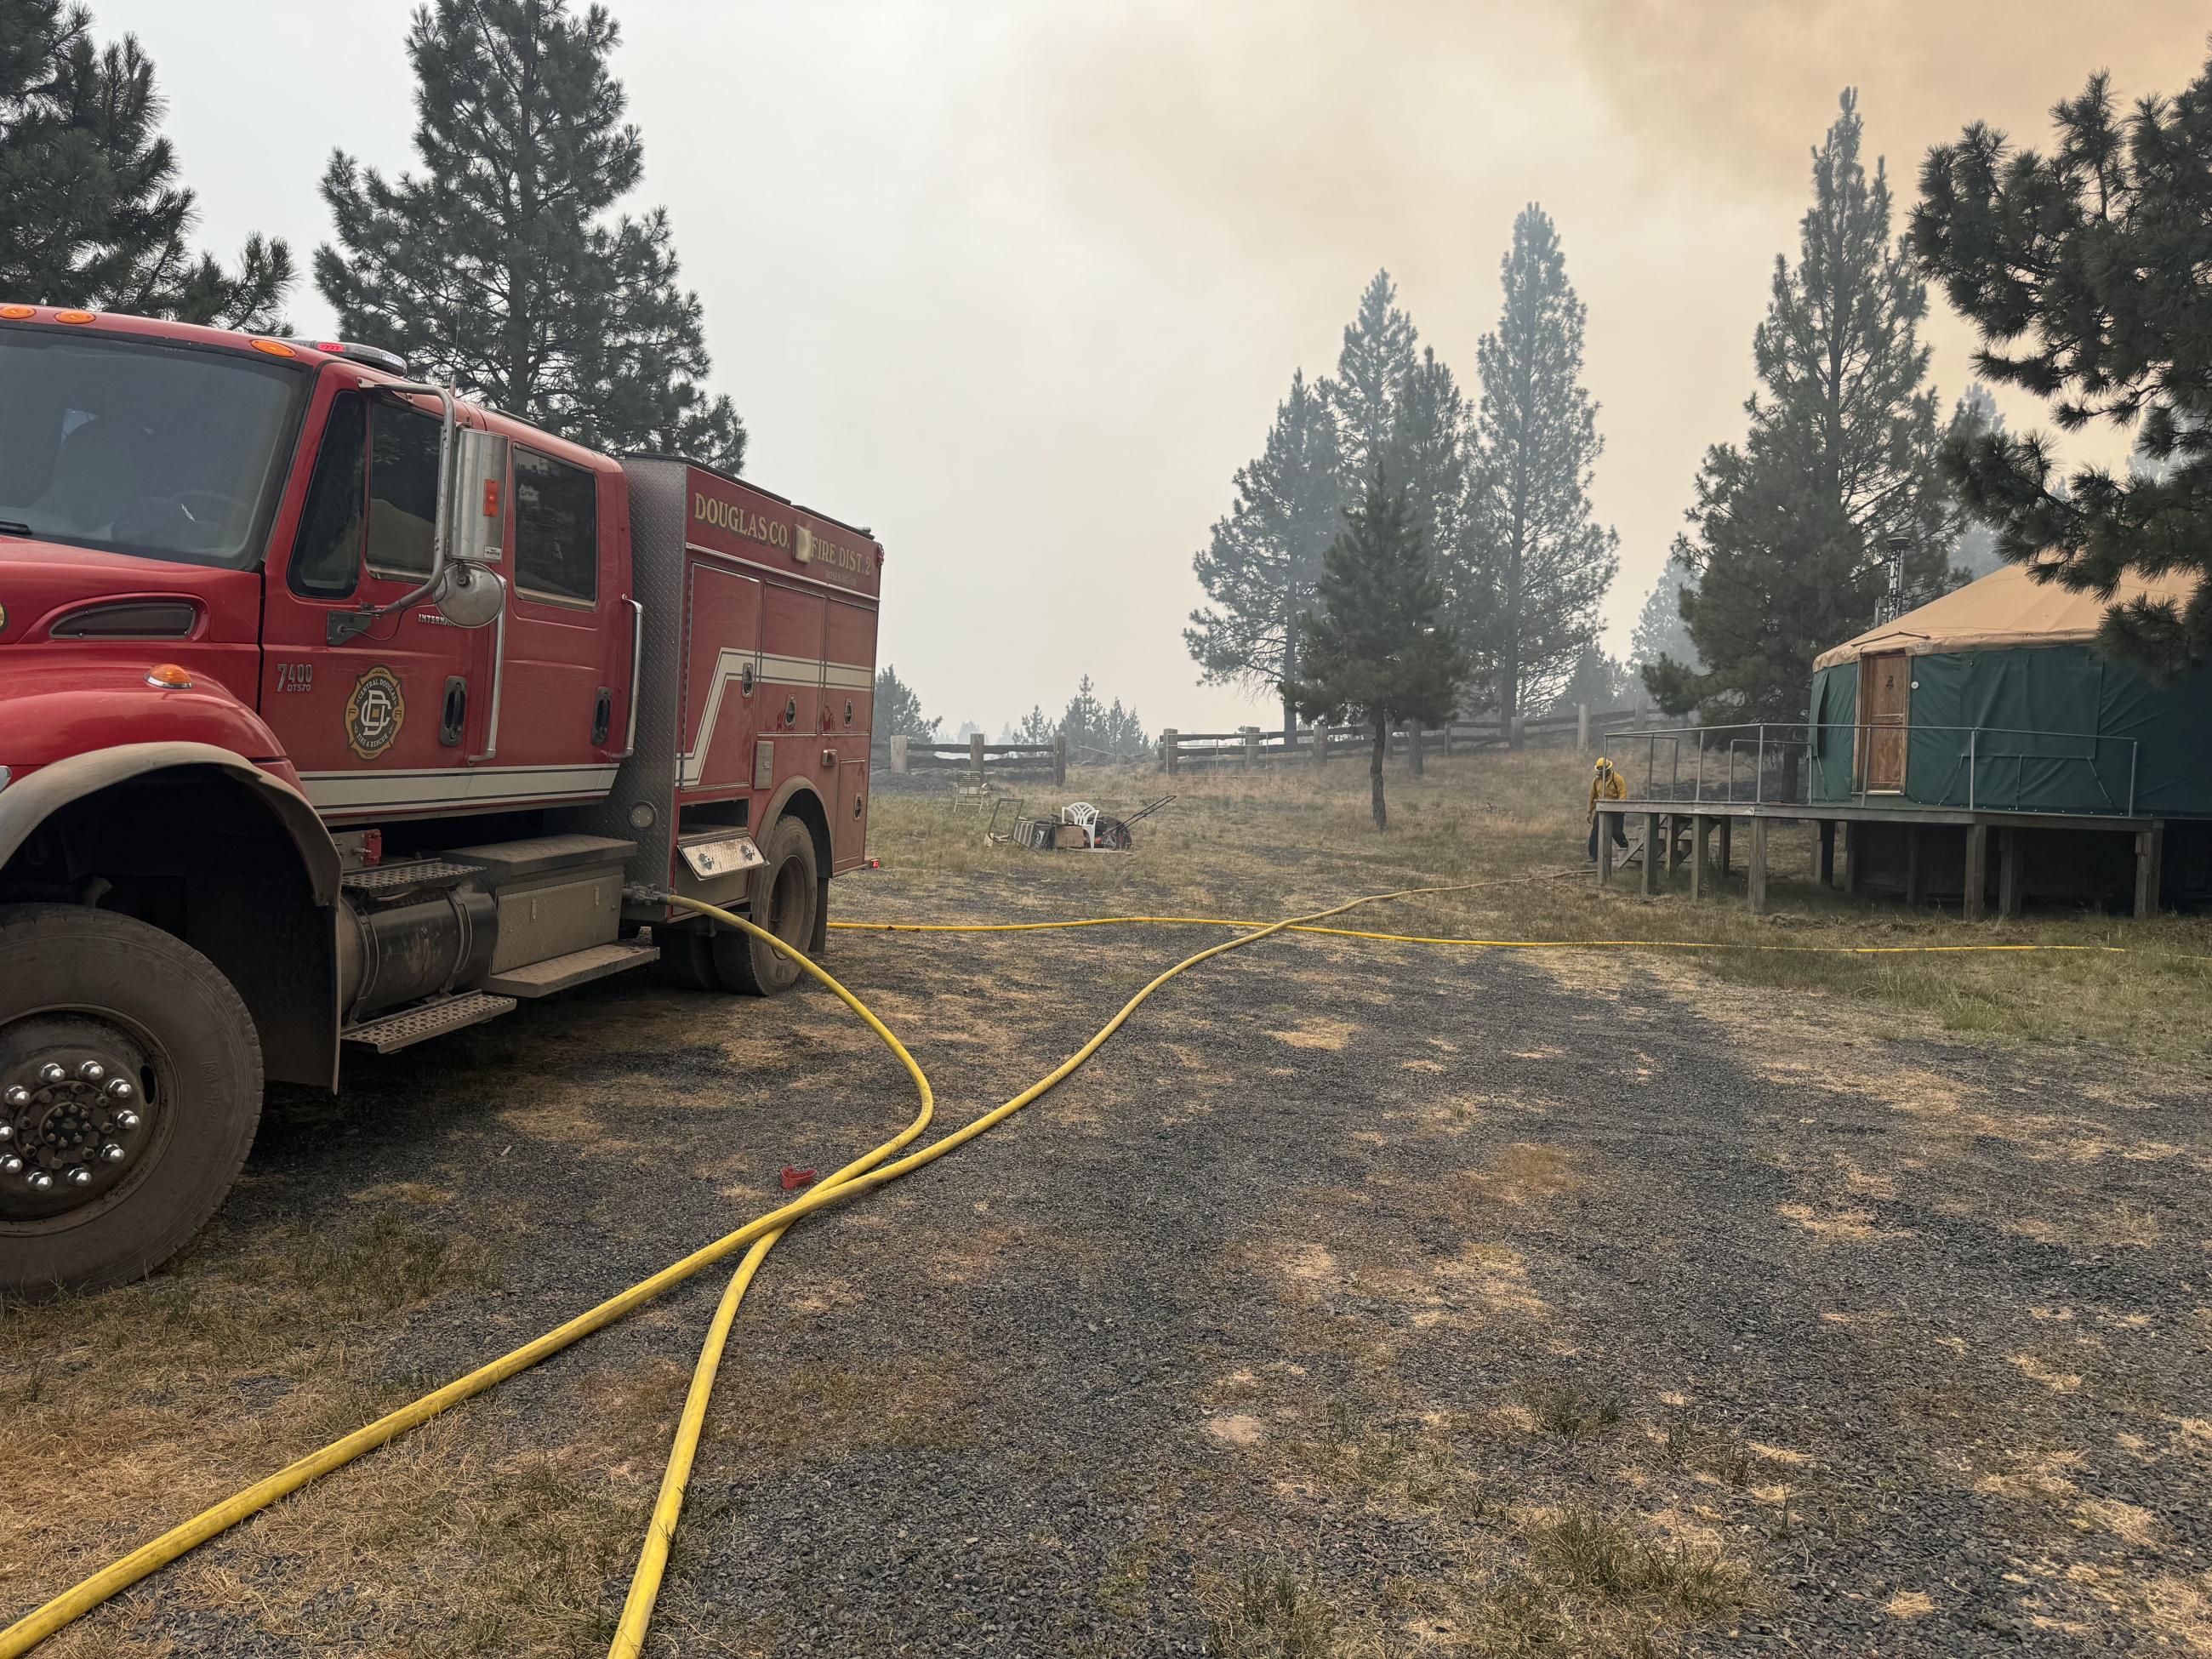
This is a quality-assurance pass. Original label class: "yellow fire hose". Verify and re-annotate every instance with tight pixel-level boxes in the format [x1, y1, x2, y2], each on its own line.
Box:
[607, 881, 1530, 1655]
[8, 869, 2198, 1657]
[3, 877, 1506, 1658]
[592, 889, 2204, 1657]
[830, 917, 2175, 955]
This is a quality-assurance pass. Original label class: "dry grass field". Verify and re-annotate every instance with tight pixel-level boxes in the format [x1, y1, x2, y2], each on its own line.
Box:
[875, 748, 2212, 1062]
[2, 749, 2207, 1657]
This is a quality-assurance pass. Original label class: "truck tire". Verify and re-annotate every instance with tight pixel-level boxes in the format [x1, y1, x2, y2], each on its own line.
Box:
[654, 926, 723, 993]
[0, 904, 264, 1297]
[710, 815, 819, 997]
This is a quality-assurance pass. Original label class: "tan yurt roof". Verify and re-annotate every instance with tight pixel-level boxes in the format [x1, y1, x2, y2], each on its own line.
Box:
[1813, 561, 2199, 670]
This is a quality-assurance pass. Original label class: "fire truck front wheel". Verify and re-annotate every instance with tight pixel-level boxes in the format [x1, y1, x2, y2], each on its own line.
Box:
[0, 904, 264, 1297]
[710, 815, 819, 997]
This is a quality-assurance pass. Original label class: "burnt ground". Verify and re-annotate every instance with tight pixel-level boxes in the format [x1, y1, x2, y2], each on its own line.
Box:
[4, 855, 2210, 1657]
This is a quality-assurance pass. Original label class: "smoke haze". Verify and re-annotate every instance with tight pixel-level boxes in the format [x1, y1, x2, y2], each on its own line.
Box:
[91, 0, 2212, 735]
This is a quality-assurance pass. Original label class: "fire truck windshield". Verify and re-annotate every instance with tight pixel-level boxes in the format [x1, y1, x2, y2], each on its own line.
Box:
[0, 329, 305, 569]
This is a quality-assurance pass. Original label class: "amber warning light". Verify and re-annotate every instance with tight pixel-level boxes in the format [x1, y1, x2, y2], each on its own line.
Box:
[145, 664, 194, 690]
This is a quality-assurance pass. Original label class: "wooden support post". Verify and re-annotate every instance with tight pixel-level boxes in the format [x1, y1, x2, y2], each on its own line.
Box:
[1718, 817, 1733, 879]
[969, 731, 986, 777]
[1997, 827, 2022, 917]
[1905, 825, 1927, 906]
[1962, 824, 1987, 921]
[1816, 818, 1835, 887]
[2135, 824, 2164, 918]
[1576, 701, 1590, 751]
[1408, 723, 1424, 776]
[1598, 812, 1616, 887]
[891, 734, 909, 774]
[1240, 725, 1260, 770]
[1160, 728, 1179, 776]
[1312, 719, 1327, 764]
[1440, 723, 1453, 756]
[1642, 812, 1662, 898]
[1691, 815, 1708, 900]
[1668, 813, 1687, 873]
[1052, 732, 1067, 787]
[1748, 815, 1770, 915]
[1844, 821, 1865, 896]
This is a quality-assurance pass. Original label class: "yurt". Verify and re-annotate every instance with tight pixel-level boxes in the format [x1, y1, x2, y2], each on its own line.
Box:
[1807, 562, 2212, 820]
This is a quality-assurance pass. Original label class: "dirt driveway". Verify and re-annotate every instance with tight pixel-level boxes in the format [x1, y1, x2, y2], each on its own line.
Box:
[5, 852, 2209, 1656]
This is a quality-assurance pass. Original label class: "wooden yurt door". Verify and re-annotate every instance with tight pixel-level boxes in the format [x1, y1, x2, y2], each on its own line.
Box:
[1858, 652, 1909, 792]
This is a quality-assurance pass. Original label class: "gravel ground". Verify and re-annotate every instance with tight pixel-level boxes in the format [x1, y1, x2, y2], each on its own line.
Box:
[5, 858, 2209, 1657]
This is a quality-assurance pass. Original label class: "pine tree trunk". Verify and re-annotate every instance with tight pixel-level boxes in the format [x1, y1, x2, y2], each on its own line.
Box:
[1369, 715, 1388, 830]
[506, 25, 541, 414]
[1281, 608, 1299, 745]
[1503, 302, 1532, 751]
[1501, 540, 1524, 748]
[1499, 640, 1521, 749]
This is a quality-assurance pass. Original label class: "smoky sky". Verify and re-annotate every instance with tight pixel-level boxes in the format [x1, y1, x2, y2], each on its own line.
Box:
[91, 1, 2210, 738]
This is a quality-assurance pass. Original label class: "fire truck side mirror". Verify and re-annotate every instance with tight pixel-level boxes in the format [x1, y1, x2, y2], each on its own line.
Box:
[446, 427, 510, 564]
[435, 562, 506, 630]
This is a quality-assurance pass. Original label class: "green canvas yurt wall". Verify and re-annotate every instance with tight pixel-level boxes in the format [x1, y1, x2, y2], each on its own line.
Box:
[1808, 564, 2212, 819]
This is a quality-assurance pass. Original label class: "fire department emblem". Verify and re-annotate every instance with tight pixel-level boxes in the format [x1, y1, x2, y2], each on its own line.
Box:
[345, 666, 406, 760]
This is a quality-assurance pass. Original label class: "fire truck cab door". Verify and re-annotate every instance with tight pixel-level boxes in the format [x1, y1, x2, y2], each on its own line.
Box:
[260, 387, 487, 821]
[493, 444, 625, 793]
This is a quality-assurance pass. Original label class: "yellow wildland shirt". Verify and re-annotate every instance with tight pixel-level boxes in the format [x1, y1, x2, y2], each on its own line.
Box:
[1588, 767, 1625, 818]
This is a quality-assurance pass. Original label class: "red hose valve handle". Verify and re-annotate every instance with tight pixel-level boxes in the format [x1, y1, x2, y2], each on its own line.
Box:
[780, 1166, 818, 1191]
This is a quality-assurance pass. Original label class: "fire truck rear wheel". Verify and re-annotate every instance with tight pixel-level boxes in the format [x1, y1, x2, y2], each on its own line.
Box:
[711, 815, 819, 997]
[0, 904, 264, 1297]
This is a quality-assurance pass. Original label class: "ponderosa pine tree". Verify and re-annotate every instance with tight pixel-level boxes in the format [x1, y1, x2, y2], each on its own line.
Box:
[1388, 345, 1473, 591]
[1329, 270, 1418, 483]
[1185, 369, 1343, 737]
[1946, 384, 2006, 579]
[1628, 562, 1701, 684]
[874, 664, 939, 741]
[1097, 698, 1149, 756]
[317, 0, 744, 470]
[0, 0, 291, 327]
[1913, 57, 2212, 670]
[1286, 473, 1468, 830]
[1553, 644, 1633, 715]
[1648, 91, 1954, 724]
[1464, 205, 1619, 739]
[1385, 343, 1474, 761]
[1058, 675, 1149, 758]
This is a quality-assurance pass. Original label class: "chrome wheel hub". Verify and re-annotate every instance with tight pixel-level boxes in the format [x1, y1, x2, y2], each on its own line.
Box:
[0, 1017, 156, 1223]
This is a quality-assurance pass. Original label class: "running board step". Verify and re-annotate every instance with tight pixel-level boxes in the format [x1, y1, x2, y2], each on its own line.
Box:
[481, 939, 662, 999]
[342, 991, 516, 1055]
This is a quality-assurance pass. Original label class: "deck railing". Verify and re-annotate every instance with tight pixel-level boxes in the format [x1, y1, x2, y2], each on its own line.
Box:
[1617, 721, 2144, 817]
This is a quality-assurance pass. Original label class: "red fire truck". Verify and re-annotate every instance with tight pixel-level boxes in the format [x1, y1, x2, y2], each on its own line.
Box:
[0, 305, 881, 1294]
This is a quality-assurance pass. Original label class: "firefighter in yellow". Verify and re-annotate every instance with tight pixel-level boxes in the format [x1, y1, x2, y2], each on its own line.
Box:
[1587, 756, 1628, 862]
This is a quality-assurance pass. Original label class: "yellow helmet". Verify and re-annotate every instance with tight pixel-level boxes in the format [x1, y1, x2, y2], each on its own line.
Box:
[1594, 756, 1612, 771]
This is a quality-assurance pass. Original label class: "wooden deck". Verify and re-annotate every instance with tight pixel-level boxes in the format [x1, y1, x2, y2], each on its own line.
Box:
[1599, 798, 2164, 918]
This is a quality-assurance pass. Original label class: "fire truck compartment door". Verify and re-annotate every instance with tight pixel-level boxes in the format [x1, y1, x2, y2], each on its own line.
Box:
[678, 562, 762, 789]
[837, 760, 869, 869]
[761, 584, 828, 728]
